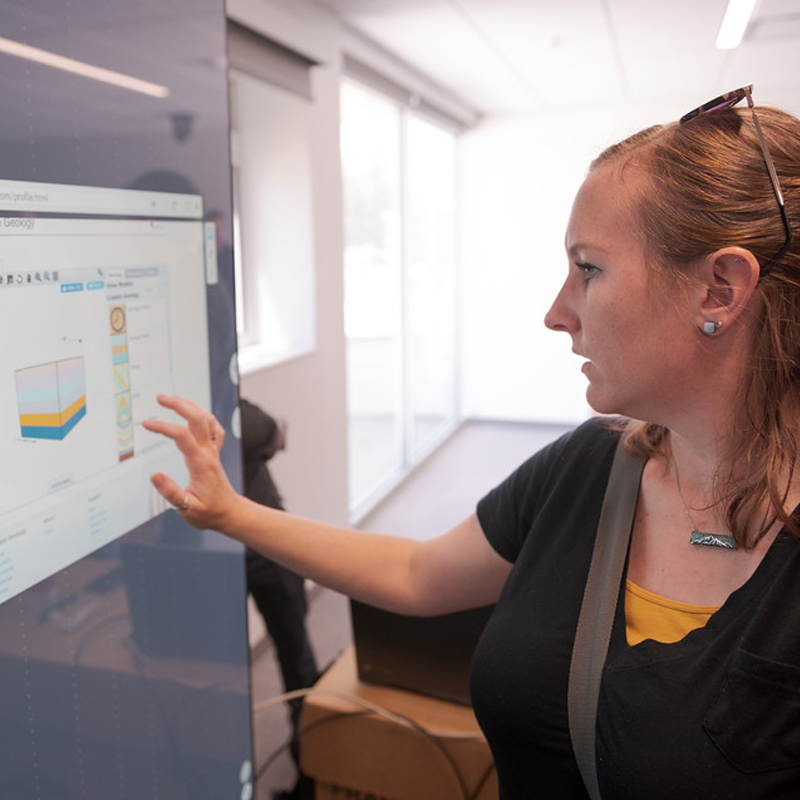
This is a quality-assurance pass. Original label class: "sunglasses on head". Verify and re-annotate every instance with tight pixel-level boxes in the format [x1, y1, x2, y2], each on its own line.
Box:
[680, 85, 792, 271]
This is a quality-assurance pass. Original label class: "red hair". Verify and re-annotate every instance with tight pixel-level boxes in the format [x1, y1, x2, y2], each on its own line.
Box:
[595, 105, 800, 546]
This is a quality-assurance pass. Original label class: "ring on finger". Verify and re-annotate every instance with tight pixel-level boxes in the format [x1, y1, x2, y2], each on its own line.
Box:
[175, 496, 189, 513]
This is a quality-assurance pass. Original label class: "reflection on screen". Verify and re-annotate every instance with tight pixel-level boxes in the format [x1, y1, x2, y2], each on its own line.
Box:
[0, 181, 213, 606]
[0, 4, 253, 798]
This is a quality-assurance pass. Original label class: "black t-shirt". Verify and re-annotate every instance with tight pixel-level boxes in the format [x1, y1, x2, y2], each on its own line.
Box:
[472, 418, 800, 799]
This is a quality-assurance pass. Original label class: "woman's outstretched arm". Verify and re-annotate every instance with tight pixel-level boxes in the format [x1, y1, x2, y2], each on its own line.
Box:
[143, 394, 512, 616]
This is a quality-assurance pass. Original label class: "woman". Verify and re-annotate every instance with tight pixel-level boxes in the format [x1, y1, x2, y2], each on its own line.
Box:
[143, 87, 800, 798]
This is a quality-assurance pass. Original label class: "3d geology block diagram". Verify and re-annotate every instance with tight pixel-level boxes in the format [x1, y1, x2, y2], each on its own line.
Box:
[15, 357, 87, 440]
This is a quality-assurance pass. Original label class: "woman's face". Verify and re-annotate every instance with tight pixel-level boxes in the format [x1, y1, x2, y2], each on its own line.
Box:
[545, 163, 696, 421]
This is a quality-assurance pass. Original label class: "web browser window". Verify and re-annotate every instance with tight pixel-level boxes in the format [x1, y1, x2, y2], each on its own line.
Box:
[0, 179, 215, 605]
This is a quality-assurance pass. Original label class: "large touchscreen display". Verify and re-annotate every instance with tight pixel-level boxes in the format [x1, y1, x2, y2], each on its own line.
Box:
[0, 4, 253, 799]
[1, 182, 213, 605]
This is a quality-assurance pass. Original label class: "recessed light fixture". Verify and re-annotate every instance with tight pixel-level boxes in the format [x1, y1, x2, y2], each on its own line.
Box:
[0, 35, 170, 98]
[716, 0, 759, 50]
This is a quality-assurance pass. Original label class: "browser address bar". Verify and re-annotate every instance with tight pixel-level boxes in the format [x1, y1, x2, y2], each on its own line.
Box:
[0, 179, 203, 219]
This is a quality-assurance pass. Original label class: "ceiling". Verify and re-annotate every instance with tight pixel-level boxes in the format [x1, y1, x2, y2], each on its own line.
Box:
[1, 0, 797, 143]
[315, 0, 800, 118]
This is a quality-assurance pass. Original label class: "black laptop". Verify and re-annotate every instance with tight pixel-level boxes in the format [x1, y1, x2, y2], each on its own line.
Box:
[350, 600, 494, 705]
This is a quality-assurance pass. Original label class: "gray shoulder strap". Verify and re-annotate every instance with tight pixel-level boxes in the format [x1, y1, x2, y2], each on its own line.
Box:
[568, 436, 645, 800]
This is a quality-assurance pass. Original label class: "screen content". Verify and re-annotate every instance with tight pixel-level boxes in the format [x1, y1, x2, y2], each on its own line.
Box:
[0, 3, 253, 799]
[1, 181, 212, 605]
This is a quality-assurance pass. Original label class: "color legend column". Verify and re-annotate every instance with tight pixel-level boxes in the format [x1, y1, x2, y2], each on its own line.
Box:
[110, 304, 134, 462]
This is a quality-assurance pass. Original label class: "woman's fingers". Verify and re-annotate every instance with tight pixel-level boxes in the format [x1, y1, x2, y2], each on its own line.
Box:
[150, 471, 185, 507]
[144, 394, 235, 530]
[155, 392, 206, 420]
[141, 416, 186, 442]
[155, 394, 222, 448]
[209, 416, 225, 450]
[143, 395, 223, 456]
[151, 472, 205, 527]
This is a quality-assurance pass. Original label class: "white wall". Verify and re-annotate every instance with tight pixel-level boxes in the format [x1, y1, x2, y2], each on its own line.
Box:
[459, 87, 800, 425]
[460, 102, 660, 425]
[228, 0, 350, 525]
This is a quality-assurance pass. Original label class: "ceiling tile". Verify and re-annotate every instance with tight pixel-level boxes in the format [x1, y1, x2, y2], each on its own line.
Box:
[326, 0, 800, 115]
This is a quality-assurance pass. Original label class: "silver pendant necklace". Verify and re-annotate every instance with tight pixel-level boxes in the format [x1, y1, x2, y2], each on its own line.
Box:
[673, 460, 737, 550]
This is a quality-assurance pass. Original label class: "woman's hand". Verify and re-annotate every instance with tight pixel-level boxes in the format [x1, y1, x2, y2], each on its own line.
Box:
[142, 394, 240, 532]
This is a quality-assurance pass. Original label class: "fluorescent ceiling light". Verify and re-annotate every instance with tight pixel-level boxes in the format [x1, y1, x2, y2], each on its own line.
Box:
[0, 36, 170, 98]
[716, 0, 759, 50]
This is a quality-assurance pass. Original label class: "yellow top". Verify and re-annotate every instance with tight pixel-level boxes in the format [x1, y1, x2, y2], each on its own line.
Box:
[625, 579, 720, 646]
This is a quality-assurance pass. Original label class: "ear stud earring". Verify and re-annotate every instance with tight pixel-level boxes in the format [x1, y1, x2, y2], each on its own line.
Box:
[703, 321, 723, 335]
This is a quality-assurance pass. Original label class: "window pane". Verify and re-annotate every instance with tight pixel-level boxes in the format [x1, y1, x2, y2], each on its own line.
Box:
[407, 116, 458, 456]
[341, 82, 403, 508]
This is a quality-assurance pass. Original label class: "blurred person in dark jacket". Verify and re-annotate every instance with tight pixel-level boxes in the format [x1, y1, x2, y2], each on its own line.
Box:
[240, 398, 319, 749]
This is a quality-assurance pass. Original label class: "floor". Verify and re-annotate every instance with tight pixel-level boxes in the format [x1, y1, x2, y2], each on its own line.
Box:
[247, 418, 573, 799]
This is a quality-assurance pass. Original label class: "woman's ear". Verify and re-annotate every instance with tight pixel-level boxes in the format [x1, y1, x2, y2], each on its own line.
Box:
[695, 248, 761, 335]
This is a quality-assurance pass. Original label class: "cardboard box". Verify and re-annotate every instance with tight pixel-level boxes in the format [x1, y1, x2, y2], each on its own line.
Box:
[300, 646, 498, 800]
